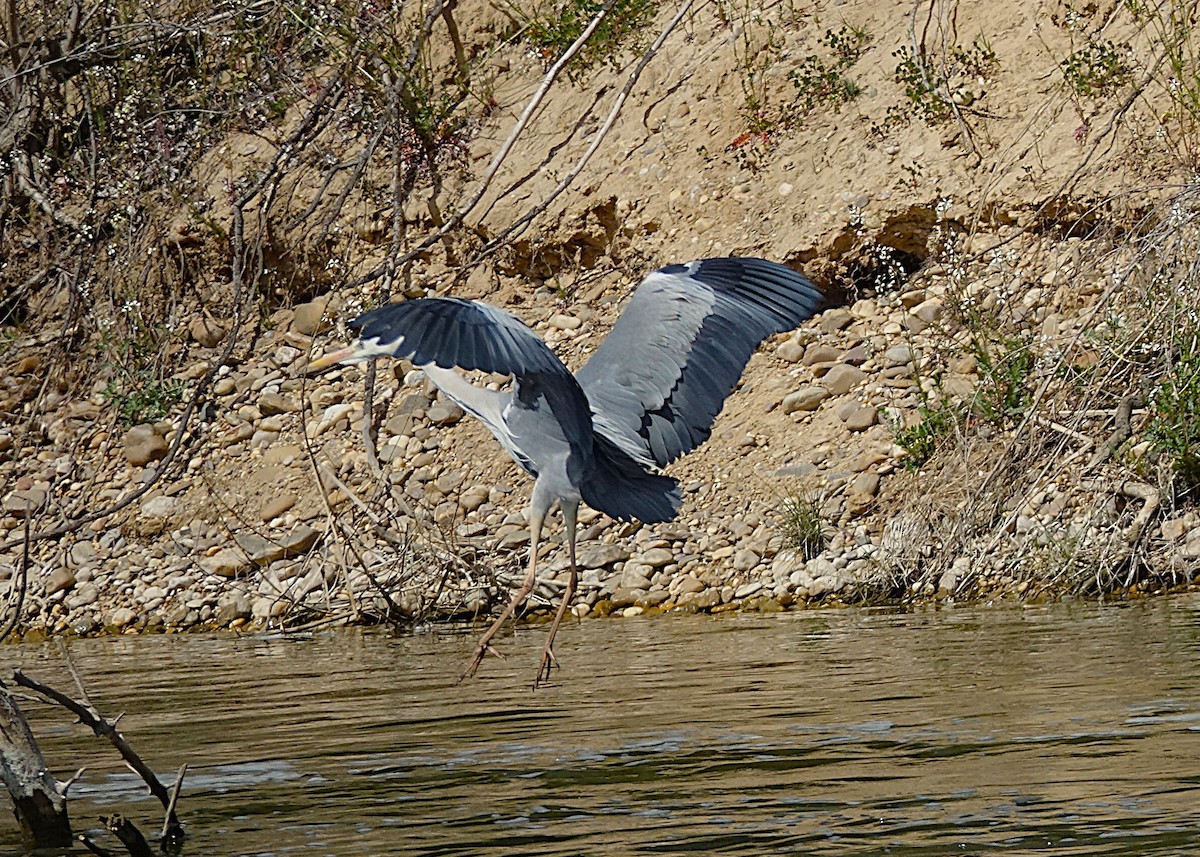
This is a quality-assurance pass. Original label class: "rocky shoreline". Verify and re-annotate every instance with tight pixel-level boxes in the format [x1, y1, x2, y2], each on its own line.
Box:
[5, 226, 1199, 643]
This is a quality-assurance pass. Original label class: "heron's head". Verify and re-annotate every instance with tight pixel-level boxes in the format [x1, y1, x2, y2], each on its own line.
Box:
[307, 334, 401, 371]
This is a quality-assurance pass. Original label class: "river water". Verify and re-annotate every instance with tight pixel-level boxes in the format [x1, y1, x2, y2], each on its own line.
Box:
[3, 598, 1200, 856]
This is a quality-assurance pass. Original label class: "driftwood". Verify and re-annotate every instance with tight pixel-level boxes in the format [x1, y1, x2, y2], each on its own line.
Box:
[11, 668, 185, 844]
[101, 813, 155, 857]
[0, 683, 73, 847]
[0, 664, 186, 854]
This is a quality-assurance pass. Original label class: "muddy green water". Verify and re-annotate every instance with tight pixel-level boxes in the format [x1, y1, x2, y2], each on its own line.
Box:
[4, 599, 1200, 855]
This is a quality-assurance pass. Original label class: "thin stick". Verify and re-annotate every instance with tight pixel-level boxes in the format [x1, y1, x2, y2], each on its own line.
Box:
[472, 0, 695, 261]
[346, 0, 619, 289]
[77, 834, 116, 857]
[161, 764, 187, 842]
[58, 641, 94, 708]
[0, 513, 30, 642]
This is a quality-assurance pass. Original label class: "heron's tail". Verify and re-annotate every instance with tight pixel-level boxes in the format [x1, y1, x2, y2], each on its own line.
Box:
[582, 433, 681, 523]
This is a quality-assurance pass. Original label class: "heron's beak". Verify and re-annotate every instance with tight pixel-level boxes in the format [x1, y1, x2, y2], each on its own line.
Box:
[307, 346, 355, 372]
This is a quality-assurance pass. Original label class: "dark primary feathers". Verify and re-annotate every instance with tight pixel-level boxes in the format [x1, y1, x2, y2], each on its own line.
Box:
[350, 297, 570, 380]
[575, 257, 824, 468]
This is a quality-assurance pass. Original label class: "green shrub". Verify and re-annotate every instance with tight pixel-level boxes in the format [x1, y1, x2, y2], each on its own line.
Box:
[894, 403, 961, 469]
[1061, 40, 1132, 97]
[524, 0, 658, 76]
[788, 25, 871, 118]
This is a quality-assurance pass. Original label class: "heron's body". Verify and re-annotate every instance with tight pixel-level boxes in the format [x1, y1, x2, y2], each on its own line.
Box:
[312, 257, 824, 684]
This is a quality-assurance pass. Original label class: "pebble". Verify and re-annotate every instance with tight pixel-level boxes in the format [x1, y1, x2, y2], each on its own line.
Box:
[427, 401, 464, 426]
[818, 310, 854, 333]
[107, 608, 139, 629]
[782, 387, 829, 413]
[776, 340, 805, 362]
[735, 581, 763, 598]
[460, 485, 489, 512]
[549, 314, 582, 331]
[199, 548, 249, 578]
[639, 547, 674, 568]
[123, 425, 169, 466]
[678, 588, 721, 610]
[66, 586, 98, 609]
[576, 544, 631, 569]
[292, 298, 331, 335]
[802, 343, 841, 366]
[674, 575, 707, 595]
[849, 471, 880, 497]
[839, 402, 878, 432]
[732, 549, 760, 571]
[2, 488, 46, 516]
[189, 317, 225, 347]
[141, 496, 179, 519]
[259, 392, 297, 415]
[882, 344, 913, 368]
[620, 565, 653, 589]
[260, 493, 297, 521]
[822, 364, 867, 395]
[45, 568, 76, 595]
[912, 298, 944, 323]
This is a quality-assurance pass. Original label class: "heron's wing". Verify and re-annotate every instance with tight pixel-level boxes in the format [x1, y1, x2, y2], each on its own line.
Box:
[349, 297, 569, 379]
[349, 298, 594, 460]
[575, 257, 824, 468]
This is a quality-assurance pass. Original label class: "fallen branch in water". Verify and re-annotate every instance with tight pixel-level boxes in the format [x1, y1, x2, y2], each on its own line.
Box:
[11, 665, 186, 847]
[101, 813, 154, 857]
[10, 669, 184, 840]
[0, 681, 73, 847]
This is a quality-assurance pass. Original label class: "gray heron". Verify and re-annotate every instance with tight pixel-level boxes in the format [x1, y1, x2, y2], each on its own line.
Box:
[310, 257, 824, 684]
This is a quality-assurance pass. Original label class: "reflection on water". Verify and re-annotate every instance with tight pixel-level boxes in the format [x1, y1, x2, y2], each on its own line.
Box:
[4, 597, 1200, 855]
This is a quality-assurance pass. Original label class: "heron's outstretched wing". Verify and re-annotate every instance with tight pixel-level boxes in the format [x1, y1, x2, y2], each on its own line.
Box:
[349, 297, 569, 378]
[575, 257, 824, 468]
[348, 298, 594, 461]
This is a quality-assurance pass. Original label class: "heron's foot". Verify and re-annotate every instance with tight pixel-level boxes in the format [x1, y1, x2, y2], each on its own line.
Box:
[457, 641, 506, 684]
[533, 640, 560, 689]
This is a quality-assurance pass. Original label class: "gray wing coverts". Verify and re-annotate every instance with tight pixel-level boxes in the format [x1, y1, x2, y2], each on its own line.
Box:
[350, 297, 569, 378]
[576, 257, 824, 468]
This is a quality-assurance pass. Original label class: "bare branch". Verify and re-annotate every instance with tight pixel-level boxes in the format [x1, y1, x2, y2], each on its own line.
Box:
[10, 670, 184, 841]
[161, 764, 187, 843]
[0, 682, 72, 847]
[78, 834, 118, 857]
[347, 0, 620, 289]
[0, 513, 30, 643]
[102, 813, 153, 857]
[472, 0, 696, 261]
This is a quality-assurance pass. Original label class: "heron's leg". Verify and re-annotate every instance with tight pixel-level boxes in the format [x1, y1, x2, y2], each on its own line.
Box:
[458, 501, 545, 682]
[535, 498, 578, 688]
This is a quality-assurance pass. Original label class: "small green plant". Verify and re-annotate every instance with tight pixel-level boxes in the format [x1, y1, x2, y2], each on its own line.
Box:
[788, 24, 871, 117]
[889, 35, 998, 126]
[951, 35, 998, 79]
[100, 331, 186, 426]
[894, 402, 960, 469]
[1148, 327, 1200, 494]
[103, 374, 185, 427]
[1061, 40, 1133, 97]
[971, 334, 1035, 423]
[778, 492, 827, 559]
[524, 0, 658, 77]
